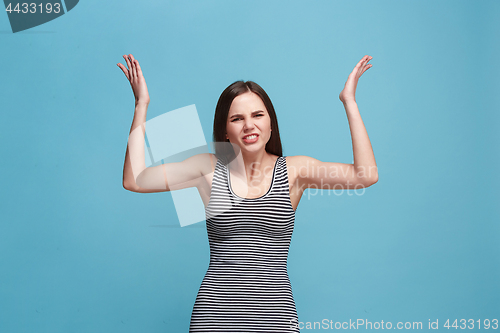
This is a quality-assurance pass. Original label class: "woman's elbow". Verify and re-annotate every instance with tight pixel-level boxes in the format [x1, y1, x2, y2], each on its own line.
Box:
[366, 175, 378, 187]
[123, 180, 138, 192]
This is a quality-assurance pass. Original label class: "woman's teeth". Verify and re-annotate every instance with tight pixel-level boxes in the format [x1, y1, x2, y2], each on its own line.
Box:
[244, 135, 257, 139]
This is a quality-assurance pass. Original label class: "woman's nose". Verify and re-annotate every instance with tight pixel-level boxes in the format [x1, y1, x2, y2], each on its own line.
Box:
[243, 118, 255, 129]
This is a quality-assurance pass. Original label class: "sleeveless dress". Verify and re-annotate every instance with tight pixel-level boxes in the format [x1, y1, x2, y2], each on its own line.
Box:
[189, 155, 299, 332]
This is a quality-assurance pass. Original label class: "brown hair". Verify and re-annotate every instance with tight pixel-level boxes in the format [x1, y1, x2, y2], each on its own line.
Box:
[212, 80, 283, 162]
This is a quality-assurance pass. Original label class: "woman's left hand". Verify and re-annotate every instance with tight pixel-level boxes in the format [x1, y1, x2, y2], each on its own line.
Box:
[339, 55, 372, 104]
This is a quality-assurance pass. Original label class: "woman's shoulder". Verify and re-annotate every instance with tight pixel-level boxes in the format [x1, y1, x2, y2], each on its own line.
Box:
[207, 153, 218, 164]
[190, 152, 218, 162]
[186, 153, 219, 174]
[281, 155, 318, 183]
[208, 153, 219, 169]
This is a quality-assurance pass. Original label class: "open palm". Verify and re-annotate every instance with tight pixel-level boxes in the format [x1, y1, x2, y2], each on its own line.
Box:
[117, 54, 150, 105]
[339, 55, 372, 104]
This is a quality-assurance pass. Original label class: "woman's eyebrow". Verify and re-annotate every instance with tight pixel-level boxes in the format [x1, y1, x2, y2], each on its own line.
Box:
[229, 110, 265, 119]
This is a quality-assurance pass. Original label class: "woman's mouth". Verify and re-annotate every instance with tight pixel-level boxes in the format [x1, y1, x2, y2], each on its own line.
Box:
[242, 134, 259, 144]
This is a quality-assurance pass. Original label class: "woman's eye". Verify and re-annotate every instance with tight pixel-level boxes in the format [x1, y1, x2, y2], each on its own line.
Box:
[231, 114, 263, 122]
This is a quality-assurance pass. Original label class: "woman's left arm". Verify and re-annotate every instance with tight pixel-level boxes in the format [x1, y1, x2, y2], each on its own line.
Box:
[292, 55, 378, 190]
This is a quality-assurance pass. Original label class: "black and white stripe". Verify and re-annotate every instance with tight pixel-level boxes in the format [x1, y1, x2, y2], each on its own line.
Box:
[189, 156, 299, 332]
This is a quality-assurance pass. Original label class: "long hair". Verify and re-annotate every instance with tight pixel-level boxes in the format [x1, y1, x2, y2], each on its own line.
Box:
[212, 80, 283, 162]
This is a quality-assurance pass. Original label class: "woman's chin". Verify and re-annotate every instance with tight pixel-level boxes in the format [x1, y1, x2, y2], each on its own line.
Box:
[240, 142, 263, 152]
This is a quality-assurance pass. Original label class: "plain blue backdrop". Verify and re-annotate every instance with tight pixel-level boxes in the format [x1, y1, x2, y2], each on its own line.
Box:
[1, 0, 499, 332]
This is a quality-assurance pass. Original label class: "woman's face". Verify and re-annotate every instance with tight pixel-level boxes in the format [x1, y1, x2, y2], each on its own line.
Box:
[226, 92, 272, 153]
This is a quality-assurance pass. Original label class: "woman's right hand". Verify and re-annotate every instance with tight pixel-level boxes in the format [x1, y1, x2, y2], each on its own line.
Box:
[117, 54, 150, 105]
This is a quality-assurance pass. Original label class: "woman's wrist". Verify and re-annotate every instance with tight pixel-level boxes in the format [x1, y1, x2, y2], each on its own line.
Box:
[134, 101, 149, 115]
[341, 97, 357, 106]
[135, 98, 150, 106]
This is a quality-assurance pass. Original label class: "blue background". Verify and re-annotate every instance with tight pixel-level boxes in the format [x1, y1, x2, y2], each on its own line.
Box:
[1, 0, 499, 332]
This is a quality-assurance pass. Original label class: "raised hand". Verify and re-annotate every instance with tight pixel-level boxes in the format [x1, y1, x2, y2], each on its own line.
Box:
[339, 55, 372, 104]
[117, 54, 150, 105]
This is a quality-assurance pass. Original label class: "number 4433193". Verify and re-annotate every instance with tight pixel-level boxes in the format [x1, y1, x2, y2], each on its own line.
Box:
[5, 3, 62, 14]
[443, 319, 498, 330]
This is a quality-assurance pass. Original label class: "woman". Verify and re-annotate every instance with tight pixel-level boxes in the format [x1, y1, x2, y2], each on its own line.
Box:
[118, 54, 378, 332]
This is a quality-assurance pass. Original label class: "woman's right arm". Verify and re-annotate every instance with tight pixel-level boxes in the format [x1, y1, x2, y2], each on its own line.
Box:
[119, 54, 212, 193]
[123, 103, 212, 193]
[122, 101, 154, 192]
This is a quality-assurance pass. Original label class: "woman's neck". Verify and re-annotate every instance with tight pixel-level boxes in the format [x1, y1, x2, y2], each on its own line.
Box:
[229, 150, 275, 180]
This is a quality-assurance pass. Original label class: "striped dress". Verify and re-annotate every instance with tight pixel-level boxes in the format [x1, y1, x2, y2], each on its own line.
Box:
[189, 155, 299, 332]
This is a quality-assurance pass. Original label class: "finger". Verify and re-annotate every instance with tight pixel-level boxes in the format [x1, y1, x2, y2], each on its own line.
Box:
[126, 54, 135, 79]
[117, 63, 130, 80]
[362, 64, 372, 74]
[356, 55, 368, 67]
[358, 56, 372, 74]
[135, 59, 144, 77]
[354, 59, 364, 69]
[354, 57, 368, 73]
[360, 55, 371, 67]
[123, 55, 132, 75]
[365, 56, 373, 68]
[129, 54, 137, 79]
